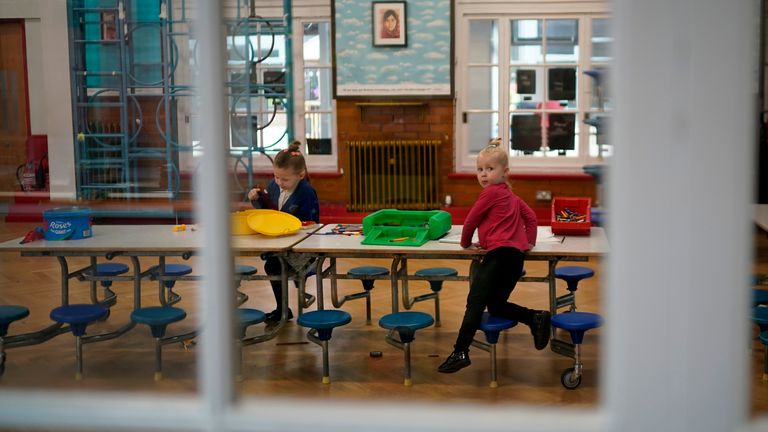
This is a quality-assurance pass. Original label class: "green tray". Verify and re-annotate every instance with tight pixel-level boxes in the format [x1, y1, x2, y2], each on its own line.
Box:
[361, 209, 452, 247]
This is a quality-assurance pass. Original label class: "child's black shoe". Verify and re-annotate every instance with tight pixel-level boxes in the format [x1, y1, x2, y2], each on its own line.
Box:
[265, 308, 293, 323]
[437, 350, 471, 373]
[530, 310, 551, 350]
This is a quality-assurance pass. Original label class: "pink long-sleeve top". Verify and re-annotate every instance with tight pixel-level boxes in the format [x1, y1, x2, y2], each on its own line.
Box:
[460, 183, 538, 252]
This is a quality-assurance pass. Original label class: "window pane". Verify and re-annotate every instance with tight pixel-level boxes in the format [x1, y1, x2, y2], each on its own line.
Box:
[545, 19, 578, 63]
[511, 19, 543, 64]
[468, 20, 498, 64]
[509, 67, 544, 109]
[587, 67, 610, 110]
[510, 113, 543, 152]
[305, 112, 332, 140]
[467, 112, 499, 153]
[304, 68, 332, 111]
[548, 67, 578, 105]
[303, 22, 331, 63]
[468, 66, 498, 110]
[591, 18, 611, 61]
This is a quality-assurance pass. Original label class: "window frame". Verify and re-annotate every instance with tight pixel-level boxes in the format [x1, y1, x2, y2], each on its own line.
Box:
[455, 11, 611, 173]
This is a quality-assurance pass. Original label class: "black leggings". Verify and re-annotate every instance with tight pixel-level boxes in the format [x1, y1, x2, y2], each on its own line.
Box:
[453, 247, 535, 352]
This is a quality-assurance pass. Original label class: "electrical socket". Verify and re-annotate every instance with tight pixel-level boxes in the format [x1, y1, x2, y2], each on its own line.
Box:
[536, 190, 552, 201]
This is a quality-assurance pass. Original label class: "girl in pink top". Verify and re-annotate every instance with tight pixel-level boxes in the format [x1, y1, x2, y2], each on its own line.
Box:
[438, 142, 551, 374]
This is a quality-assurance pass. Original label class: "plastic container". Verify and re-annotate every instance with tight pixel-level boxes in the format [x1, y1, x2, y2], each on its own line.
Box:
[43, 207, 92, 240]
[362, 209, 452, 246]
[231, 211, 257, 235]
[246, 209, 301, 236]
[551, 197, 591, 236]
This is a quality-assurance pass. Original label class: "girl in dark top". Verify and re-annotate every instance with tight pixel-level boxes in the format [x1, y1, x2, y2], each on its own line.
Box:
[437, 141, 551, 373]
[247, 141, 320, 322]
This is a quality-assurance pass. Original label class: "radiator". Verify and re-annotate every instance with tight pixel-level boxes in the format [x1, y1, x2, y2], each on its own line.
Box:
[347, 140, 440, 212]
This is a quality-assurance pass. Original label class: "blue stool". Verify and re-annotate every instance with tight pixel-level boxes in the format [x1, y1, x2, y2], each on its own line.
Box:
[554, 266, 595, 311]
[50, 304, 108, 380]
[236, 308, 266, 380]
[551, 311, 603, 389]
[235, 265, 258, 306]
[754, 307, 768, 333]
[297, 310, 352, 384]
[753, 289, 768, 307]
[131, 306, 187, 380]
[86, 262, 129, 308]
[0, 305, 30, 376]
[150, 264, 193, 306]
[406, 267, 458, 327]
[338, 266, 390, 325]
[379, 311, 434, 386]
[471, 312, 518, 388]
[760, 331, 768, 382]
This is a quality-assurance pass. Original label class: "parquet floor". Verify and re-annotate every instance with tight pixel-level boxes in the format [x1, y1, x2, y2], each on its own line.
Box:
[0, 221, 766, 415]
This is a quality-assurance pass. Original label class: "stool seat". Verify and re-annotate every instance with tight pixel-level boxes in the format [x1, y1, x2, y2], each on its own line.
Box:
[297, 310, 352, 331]
[348, 266, 389, 277]
[379, 311, 434, 331]
[761, 331, 768, 345]
[152, 264, 193, 277]
[555, 266, 595, 287]
[414, 267, 458, 278]
[51, 304, 108, 327]
[131, 306, 187, 327]
[235, 265, 258, 276]
[552, 311, 603, 332]
[92, 263, 130, 276]
[238, 308, 266, 327]
[479, 312, 518, 334]
[753, 307, 768, 326]
[0, 305, 30, 326]
[754, 289, 768, 306]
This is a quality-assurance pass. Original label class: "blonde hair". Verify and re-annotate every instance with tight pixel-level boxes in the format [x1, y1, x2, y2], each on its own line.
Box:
[478, 138, 509, 169]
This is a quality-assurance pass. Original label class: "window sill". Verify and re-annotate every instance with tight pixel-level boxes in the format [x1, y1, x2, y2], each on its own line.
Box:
[448, 171, 594, 181]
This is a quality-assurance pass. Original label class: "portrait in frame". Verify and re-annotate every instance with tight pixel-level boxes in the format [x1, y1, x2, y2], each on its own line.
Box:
[372, 1, 407, 47]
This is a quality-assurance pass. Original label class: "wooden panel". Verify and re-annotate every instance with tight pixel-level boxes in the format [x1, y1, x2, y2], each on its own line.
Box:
[0, 20, 30, 194]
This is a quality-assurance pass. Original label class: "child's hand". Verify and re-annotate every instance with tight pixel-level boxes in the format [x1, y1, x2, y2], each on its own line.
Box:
[247, 187, 261, 201]
[463, 243, 481, 250]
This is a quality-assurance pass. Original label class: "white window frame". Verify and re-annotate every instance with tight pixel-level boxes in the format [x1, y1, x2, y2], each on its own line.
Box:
[455, 2, 611, 173]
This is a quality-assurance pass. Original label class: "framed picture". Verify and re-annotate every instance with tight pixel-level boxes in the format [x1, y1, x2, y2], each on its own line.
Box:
[372, 1, 407, 47]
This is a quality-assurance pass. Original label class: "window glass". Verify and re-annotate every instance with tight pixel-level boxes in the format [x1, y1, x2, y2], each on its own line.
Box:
[545, 19, 578, 63]
[467, 112, 499, 153]
[468, 66, 499, 110]
[511, 19, 543, 64]
[469, 20, 498, 64]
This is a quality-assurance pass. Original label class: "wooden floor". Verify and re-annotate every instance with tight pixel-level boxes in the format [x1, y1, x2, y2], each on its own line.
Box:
[0, 221, 766, 415]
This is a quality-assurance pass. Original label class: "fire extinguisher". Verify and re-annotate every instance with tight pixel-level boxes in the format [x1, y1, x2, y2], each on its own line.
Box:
[16, 153, 48, 192]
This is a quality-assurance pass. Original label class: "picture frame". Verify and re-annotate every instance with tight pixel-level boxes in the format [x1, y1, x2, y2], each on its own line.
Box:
[372, 1, 407, 47]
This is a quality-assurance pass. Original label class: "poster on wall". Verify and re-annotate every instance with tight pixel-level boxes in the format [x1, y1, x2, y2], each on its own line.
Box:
[334, 0, 452, 97]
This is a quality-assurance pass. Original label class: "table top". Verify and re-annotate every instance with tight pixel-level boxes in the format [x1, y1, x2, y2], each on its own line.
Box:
[0, 224, 317, 254]
[756, 204, 768, 232]
[292, 225, 609, 257]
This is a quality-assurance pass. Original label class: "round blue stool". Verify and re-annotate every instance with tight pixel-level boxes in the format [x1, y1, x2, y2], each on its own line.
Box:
[0, 305, 30, 376]
[343, 266, 390, 324]
[472, 312, 518, 388]
[235, 265, 258, 305]
[554, 266, 595, 311]
[131, 306, 187, 380]
[753, 289, 768, 307]
[753, 307, 768, 333]
[50, 304, 109, 380]
[297, 310, 352, 384]
[551, 311, 603, 389]
[410, 267, 458, 327]
[150, 264, 193, 306]
[379, 311, 434, 386]
[86, 262, 130, 311]
[236, 308, 266, 380]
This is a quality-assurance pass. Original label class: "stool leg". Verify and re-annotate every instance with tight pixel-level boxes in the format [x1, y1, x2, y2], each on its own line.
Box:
[403, 341, 412, 387]
[154, 337, 163, 381]
[489, 343, 498, 388]
[434, 294, 441, 327]
[763, 345, 768, 382]
[321, 340, 330, 384]
[0, 337, 6, 375]
[365, 293, 372, 325]
[75, 336, 83, 380]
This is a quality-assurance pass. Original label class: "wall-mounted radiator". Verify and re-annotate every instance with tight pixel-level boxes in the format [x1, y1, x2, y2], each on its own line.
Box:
[347, 140, 440, 212]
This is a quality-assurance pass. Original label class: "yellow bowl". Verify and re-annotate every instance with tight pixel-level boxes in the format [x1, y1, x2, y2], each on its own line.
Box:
[231, 211, 257, 235]
[246, 209, 301, 236]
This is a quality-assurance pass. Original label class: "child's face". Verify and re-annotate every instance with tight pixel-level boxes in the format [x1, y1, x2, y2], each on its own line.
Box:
[273, 166, 305, 191]
[475, 153, 508, 188]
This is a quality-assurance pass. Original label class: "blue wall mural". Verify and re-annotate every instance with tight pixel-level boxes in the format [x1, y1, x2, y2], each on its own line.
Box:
[334, 0, 451, 96]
